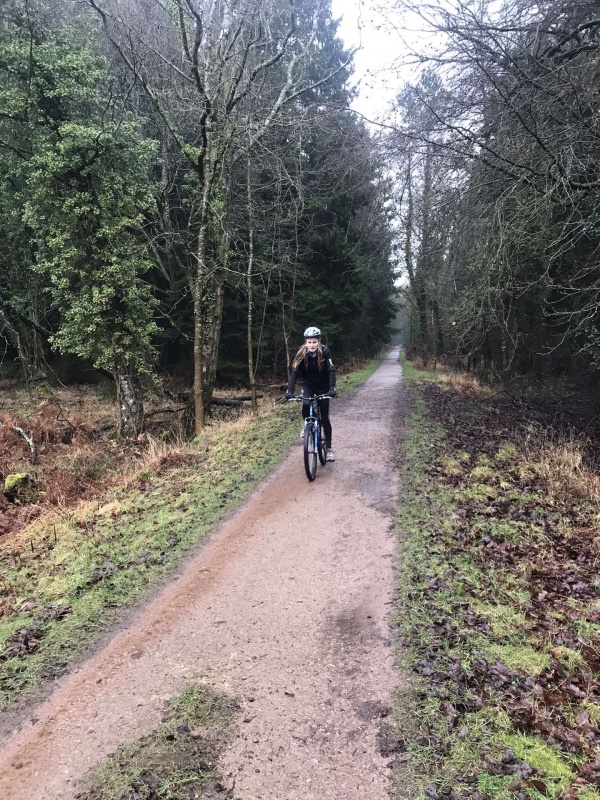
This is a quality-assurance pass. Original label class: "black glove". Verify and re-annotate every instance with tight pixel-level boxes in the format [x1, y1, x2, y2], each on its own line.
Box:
[285, 390, 294, 400]
[326, 388, 337, 398]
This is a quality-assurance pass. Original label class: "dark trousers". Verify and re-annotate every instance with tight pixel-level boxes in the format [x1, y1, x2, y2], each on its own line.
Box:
[302, 390, 332, 447]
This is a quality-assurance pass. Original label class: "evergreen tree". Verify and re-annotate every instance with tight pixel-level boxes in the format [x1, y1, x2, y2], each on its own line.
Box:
[0, 0, 158, 435]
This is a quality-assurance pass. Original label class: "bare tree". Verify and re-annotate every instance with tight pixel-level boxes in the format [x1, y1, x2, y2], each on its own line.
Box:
[383, 0, 600, 376]
[89, 0, 353, 433]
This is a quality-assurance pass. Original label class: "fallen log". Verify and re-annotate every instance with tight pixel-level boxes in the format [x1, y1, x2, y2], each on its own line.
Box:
[211, 395, 264, 406]
[211, 398, 243, 407]
[222, 394, 264, 402]
[144, 406, 186, 419]
[144, 395, 264, 415]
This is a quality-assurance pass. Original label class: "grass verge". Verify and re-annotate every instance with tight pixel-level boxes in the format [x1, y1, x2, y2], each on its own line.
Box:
[394, 361, 600, 800]
[77, 683, 238, 799]
[0, 356, 381, 710]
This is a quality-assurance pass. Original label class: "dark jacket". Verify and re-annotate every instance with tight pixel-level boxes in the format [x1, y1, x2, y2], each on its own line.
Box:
[288, 346, 336, 395]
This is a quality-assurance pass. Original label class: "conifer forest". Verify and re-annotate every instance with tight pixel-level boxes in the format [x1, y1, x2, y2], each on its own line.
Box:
[0, 0, 396, 436]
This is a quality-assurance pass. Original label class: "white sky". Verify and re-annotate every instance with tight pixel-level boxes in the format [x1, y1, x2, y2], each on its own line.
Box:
[330, 0, 404, 121]
[330, 0, 437, 124]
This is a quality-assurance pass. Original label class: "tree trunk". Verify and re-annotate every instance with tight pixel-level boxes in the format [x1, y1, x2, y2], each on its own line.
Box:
[432, 300, 444, 359]
[246, 156, 258, 412]
[205, 196, 231, 406]
[29, 287, 47, 381]
[403, 160, 429, 366]
[281, 290, 291, 381]
[0, 309, 45, 387]
[114, 359, 144, 439]
[194, 165, 227, 429]
[205, 272, 225, 406]
[193, 185, 211, 435]
[281, 194, 301, 381]
[416, 291, 429, 367]
[418, 145, 434, 366]
[192, 261, 205, 435]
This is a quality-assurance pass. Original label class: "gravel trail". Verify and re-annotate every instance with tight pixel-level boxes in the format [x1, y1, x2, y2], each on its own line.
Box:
[0, 348, 404, 800]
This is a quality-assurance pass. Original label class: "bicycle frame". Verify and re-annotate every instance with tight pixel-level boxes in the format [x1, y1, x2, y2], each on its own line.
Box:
[288, 394, 330, 481]
[303, 396, 321, 441]
[295, 393, 327, 436]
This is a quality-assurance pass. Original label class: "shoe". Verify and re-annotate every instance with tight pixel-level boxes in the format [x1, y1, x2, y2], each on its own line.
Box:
[326, 448, 335, 462]
[300, 427, 305, 439]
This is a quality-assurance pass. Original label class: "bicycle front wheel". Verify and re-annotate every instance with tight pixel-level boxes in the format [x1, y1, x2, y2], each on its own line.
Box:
[318, 422, 327, 465]
[304, 422, 318, 481]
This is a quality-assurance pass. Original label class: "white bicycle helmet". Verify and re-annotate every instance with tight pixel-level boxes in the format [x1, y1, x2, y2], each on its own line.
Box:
[303, 326, 322, 338]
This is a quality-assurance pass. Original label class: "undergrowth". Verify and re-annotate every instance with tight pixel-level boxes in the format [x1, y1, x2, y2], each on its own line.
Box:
[0, 357, 380, 710]
[394, 359, 600, 800]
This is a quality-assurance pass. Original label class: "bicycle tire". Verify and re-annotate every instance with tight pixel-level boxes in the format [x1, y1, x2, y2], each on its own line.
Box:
[318, 422, 327, 465]
[304, 422, 318, 481]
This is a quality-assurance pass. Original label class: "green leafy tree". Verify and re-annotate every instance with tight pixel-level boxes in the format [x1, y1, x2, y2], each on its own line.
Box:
[26, 121, 158, 437]
[0, 1, 158, 435]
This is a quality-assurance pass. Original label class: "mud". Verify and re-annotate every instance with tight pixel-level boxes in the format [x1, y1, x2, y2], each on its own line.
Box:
[0, 349, 405, 800]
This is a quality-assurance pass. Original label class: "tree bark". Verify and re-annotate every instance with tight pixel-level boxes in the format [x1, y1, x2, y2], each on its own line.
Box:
[193, 176, 213, 435]
[417, 144, 434, 366]
[403, 160, 430, 366]
[192, 264, 205, 435]
[280, 155, 302, 381]
[432, 300, 444, 359]
[204, 272, 225, 406]
[114, 360, 144, 439]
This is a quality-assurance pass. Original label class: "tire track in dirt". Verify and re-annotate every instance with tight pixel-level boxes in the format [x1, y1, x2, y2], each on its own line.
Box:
[0, 349, 404, 800]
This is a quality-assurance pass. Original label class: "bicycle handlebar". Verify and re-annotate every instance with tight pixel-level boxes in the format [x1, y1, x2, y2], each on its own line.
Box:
[286, 393, 333, 402]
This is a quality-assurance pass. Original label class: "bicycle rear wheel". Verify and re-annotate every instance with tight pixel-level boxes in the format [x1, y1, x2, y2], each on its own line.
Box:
[318, 422, 327, 465]
[304, 422, 318, 481]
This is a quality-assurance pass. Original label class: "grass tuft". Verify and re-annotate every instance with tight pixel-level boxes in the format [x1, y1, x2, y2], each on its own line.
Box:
[524, 427, 600, 506]
[78, 683, 238, 800]
[484, 644, 550, 675]
[502, 733, 574, 794]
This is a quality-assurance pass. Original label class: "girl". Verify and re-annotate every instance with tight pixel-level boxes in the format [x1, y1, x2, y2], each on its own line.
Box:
[285, 326, 337, 461]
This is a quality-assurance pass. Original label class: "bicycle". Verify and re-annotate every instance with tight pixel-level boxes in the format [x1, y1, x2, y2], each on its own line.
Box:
[288, 394, 330, 481]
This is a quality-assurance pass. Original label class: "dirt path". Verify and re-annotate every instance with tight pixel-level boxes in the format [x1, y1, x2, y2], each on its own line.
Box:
[0, 349, 404, 800]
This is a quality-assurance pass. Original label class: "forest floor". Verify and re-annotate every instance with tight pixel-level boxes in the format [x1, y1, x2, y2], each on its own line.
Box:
[395, 360, 600, 800]
[0, 377, 293, 540]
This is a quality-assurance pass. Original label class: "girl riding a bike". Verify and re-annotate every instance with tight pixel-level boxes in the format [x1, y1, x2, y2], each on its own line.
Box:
[285, 326, 337, 461]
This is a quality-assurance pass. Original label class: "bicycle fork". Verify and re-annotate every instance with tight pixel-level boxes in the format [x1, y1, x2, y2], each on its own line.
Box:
[305, 415, 318, 443]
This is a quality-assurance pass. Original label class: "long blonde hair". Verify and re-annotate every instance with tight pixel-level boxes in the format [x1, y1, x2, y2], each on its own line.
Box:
[293, 343, 324, 370]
